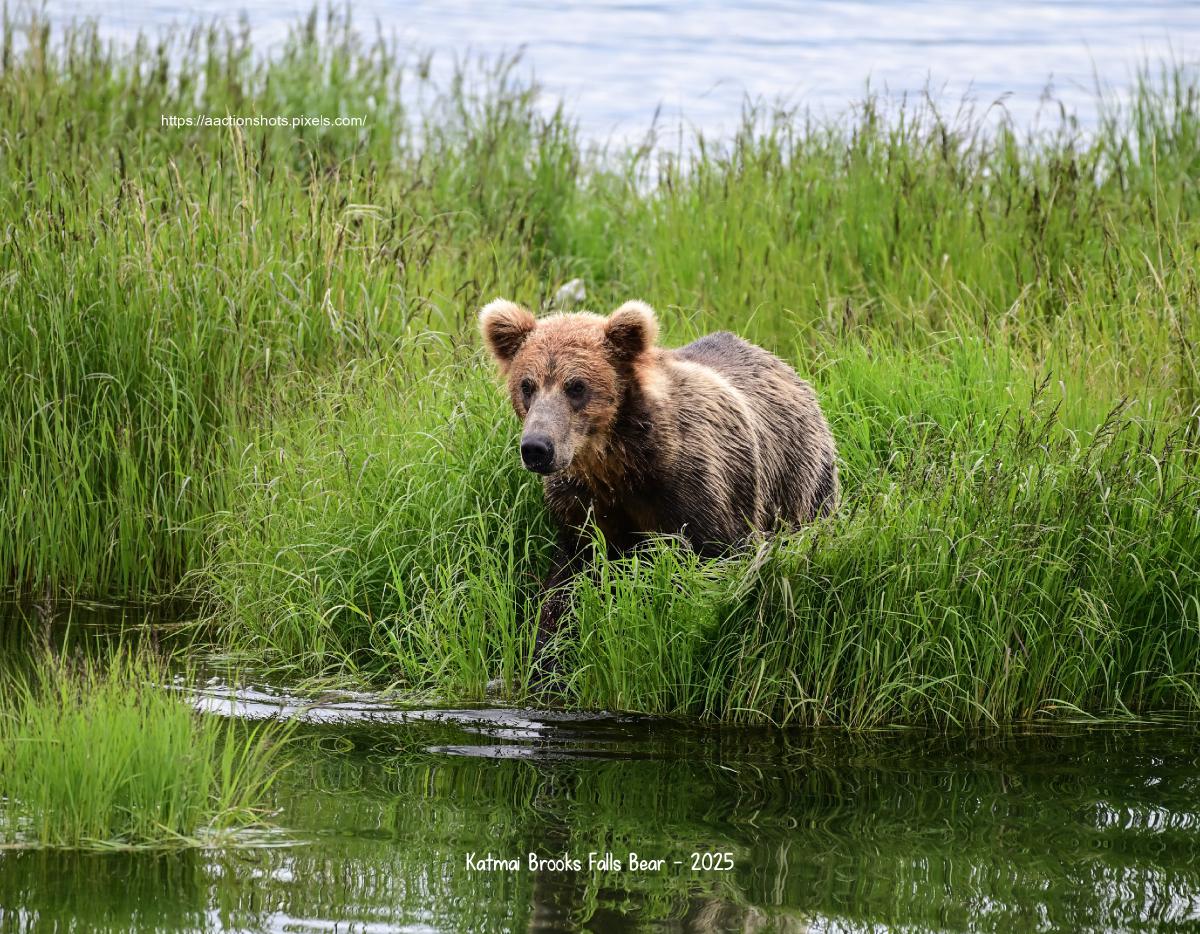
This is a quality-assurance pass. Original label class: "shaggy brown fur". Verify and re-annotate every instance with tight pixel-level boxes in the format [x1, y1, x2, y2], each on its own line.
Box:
[480, 297, 838, 668]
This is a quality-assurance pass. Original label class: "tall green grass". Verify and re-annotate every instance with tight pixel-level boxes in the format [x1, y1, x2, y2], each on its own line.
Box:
[0, 650, 285, 848]
[212, 337, 1200, 724]
[570, 394, 1200, 725]
[2, 11, 1199, 724]
[0, 9, 572, 596]
[209, 353, 553, 690]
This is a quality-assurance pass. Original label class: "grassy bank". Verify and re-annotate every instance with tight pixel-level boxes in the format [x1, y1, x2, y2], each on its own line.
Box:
[212, 340, 1200, 724]
[2, 11, 1198, 724]
[0, 650, 284, 847]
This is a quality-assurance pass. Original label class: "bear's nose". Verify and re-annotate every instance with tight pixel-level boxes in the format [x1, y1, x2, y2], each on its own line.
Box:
[520, 435, 555, 473]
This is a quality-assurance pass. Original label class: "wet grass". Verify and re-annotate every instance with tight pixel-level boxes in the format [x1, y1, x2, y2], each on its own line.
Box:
[2, 10, 1199, 724]
[0, 649, 286, 848]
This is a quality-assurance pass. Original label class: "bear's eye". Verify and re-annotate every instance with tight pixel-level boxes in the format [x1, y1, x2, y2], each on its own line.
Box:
[519, 378, 536, 402]
[564, 379, 587, 401]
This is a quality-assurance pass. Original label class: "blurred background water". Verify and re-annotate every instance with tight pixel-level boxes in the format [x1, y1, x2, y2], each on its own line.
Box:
[41, 0, 1200, 140]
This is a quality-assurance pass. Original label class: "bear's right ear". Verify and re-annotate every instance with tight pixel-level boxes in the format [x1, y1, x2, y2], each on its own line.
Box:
[479, 299, 537, 372]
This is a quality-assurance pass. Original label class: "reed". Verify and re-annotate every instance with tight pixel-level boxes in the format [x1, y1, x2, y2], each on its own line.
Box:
[2, 10, 1198, 724]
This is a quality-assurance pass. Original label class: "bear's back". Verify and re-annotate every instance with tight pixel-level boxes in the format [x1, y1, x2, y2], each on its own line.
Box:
[672, 331, 816, 416]
[669, 331, 837, 524]
[674, 331, 785, 381]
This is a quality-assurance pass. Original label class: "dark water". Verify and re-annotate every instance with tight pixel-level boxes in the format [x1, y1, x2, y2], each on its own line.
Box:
[1, 609, 1199, 933]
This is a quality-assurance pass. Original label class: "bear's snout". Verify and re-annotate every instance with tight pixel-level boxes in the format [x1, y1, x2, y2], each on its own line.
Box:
[520, 434, 556, 474]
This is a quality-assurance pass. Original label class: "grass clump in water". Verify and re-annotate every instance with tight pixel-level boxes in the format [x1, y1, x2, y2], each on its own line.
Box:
[0, 651, 285, 848]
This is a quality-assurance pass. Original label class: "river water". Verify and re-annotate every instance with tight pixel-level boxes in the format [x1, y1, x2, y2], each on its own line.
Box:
[1, 612, 1199, 931]
[40, 1, 1200, 139]
[5, 688, 1200, 930]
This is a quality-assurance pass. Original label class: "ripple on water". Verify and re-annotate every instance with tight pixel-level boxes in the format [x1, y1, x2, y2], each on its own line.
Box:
[179, 677, 660, 759]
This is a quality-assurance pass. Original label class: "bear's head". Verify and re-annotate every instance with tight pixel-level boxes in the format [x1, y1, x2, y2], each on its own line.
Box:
[479, 298, 658, 476]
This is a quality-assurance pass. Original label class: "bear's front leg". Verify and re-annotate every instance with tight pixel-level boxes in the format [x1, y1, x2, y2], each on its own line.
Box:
[531, 530, 586, 686]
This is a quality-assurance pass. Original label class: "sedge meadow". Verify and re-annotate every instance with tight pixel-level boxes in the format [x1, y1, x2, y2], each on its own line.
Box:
[1, 6, 1199, 931]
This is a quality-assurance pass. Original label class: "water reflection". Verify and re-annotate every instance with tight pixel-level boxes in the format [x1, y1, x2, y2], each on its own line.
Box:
[1, 615, 1198, 931]
[4, 688, 1199, 931]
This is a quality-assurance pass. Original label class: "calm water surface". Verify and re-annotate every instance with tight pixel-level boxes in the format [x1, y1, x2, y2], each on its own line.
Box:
[1, 612, 1199, 931]
[38, 1, 1200, 139]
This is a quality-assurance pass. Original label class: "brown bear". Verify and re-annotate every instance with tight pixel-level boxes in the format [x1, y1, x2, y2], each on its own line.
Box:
[480, 297, 838, 669]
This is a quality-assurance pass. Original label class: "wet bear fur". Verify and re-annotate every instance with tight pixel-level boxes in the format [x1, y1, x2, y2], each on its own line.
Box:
[480, 298, 838, 668]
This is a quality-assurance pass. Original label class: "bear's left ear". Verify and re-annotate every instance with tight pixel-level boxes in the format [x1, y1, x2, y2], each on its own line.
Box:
[605, 300, 658, 360]
[479, 298, 537, 372]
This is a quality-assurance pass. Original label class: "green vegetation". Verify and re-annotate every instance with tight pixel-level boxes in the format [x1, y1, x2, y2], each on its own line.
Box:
[2, 11, 1198, 724]
[0, 650, 285, 848]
